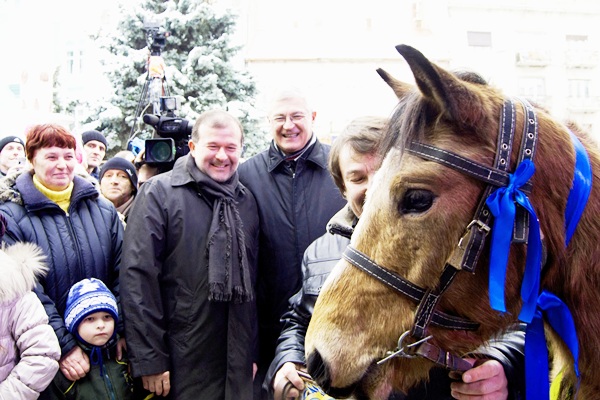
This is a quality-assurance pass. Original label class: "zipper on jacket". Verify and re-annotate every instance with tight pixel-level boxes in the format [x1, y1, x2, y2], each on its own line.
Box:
[65, 213, 85, 276]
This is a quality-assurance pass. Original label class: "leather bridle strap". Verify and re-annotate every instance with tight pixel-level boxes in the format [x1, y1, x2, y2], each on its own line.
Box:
[414, 341, 473, 372]
[343, 99, 539, 371]
[407, 100, 526, 338]
[342, 246, 479, 331]
[406, 143, 533, 195]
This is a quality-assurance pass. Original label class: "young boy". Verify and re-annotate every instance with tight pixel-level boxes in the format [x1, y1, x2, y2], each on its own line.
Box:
[48, 278, 137, 400]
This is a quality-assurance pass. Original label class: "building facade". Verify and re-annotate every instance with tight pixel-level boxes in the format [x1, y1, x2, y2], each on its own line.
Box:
[2, 0, 599, 142]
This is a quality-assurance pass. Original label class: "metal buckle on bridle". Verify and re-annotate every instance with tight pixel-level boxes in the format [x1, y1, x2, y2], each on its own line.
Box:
[377, 331, 433, 365]
[447, 219, 491, 271]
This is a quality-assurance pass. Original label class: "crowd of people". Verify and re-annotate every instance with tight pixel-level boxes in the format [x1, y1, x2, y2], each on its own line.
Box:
[0, 88, 526, 400]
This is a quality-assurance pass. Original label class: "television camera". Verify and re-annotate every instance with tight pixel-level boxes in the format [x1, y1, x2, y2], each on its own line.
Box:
[128, 20, 193, 168]
[143, 96, 192, 164]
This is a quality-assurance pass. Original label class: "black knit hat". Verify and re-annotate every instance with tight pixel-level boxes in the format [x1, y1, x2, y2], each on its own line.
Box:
[81, 130, 108, 148]
[0, 136, 25, 153]
[100, 157, 138, 190]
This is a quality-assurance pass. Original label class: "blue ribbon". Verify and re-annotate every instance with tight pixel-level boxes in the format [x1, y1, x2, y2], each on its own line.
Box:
[485, 159, 542, 322]
[485, 130, 589, 399]
[564, 130, 592, 246]
[525, 290, 580, 400]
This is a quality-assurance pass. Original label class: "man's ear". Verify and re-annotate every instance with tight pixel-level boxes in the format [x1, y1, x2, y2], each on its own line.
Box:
[188, 140, 196, 155]
[311, 111, 317, 122]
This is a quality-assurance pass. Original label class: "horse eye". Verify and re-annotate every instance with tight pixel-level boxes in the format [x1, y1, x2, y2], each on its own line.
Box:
[400, 189, 434, 214]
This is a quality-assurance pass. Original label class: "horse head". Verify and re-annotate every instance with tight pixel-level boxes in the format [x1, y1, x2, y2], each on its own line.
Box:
[305, 44, 600, 399]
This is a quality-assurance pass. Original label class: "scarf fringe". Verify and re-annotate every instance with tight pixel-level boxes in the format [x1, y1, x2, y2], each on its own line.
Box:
[208, 284, 255, 303]
[208, 282, 230, 302]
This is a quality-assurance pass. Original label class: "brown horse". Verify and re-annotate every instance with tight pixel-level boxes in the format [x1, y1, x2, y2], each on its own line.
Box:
[304, 44, 600, 399]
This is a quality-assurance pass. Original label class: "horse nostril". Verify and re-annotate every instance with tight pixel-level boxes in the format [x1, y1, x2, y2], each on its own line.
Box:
[306, 349, 331, 391]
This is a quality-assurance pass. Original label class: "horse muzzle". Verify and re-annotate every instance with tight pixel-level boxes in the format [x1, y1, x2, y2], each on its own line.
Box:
[306, 349, 388, 399]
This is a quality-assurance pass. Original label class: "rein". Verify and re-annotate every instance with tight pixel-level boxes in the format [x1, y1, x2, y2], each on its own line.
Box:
[344, 98, 588, 398]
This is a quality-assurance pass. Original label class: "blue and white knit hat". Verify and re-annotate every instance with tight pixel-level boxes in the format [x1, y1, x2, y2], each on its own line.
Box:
[64, 278, 118, 334]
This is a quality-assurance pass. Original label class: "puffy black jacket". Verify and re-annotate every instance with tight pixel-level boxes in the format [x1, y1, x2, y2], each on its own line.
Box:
[265, 206, 525, 399]
[0, 171, 123, 356]
[239, 139, 346, 367]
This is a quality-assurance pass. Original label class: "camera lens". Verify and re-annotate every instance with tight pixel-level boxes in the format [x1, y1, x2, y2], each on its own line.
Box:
[149, 141, 173, 162]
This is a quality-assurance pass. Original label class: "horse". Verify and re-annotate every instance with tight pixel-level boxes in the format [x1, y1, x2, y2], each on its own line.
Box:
[304, 44, 600, 399]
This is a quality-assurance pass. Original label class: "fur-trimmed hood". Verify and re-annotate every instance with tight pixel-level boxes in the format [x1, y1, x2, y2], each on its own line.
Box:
[0, 169, 24, 205]
[0, 242, 47, 303]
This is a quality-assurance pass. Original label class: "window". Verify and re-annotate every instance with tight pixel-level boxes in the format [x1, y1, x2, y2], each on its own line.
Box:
[467, 31, 492, 47]
[568, 80, 591, 98]
[517, 77, 546, 103]
[66, 48, 85, 75]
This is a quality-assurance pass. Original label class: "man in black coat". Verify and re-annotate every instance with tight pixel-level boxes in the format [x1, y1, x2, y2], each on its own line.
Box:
[121, 110, 259, 399]
[239, 89, 346, 399]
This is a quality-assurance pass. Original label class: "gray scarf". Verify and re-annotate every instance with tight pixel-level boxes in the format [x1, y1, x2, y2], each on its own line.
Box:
[186, 156, 253, 303]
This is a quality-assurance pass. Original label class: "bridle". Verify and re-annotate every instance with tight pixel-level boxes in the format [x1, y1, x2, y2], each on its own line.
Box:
[342, 98, 538, 371]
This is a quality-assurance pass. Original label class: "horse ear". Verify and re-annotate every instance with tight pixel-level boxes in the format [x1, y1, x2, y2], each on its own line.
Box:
[376, 68, 412, 99]
[395, 44, 483, 128]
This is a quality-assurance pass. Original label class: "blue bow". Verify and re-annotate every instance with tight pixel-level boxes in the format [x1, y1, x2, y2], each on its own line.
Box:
[485, 159, 542, 322]
[525, 290, 580, 400]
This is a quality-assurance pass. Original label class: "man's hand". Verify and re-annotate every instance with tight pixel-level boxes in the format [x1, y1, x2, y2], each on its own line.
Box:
[142, 371, 171, 397]
[450, 359, 508, 400]
[273, 362, 305, 400]
[60, 346, 90, 381]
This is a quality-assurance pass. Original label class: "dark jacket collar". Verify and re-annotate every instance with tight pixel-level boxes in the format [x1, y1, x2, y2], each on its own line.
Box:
[170, 155, 196, 188]
[169, 155, 246, 196]
[266, 136, 329, 173]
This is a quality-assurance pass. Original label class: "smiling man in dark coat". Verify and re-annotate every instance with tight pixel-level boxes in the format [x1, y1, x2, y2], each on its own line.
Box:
[120, 110, 259, 399]
[238, 89, 345, 398]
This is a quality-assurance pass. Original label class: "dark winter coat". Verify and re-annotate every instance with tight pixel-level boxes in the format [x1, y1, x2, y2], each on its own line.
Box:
[0, 171, 124, 356]
[238, 139, 346, 368]
[121, 155, 259, 400]
[265, 206, 526, 399]
[48, 341, 136, 400]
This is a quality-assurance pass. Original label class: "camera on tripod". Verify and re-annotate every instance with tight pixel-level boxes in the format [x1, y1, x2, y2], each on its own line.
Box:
[144, 21, 168, 56]
[143, 96, 192, 165]
[149, 28, 167, 56]
[125, 20, 193, 168]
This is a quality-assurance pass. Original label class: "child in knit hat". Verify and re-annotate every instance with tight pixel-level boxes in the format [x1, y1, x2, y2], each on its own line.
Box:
[47, 278, 142, 400]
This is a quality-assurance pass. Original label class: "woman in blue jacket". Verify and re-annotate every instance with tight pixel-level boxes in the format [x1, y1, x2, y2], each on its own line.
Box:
[0, 124, 124, 397]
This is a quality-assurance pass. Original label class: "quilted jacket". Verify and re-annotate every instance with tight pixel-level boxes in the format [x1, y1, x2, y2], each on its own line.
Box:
[0, 171, 123, 356]
[0, 242, 61, 399]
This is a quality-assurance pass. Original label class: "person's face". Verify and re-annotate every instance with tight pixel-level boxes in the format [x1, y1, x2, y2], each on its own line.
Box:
[269, 97, 316, 154]
[189, 123, 242, 183]
[339, 145, 381, 218]
[100, 169, 135, 207]
[0, 143, 25, 173]
[77, 311, 115, 347]
[83, 140, 106, 169]
[31, 146, 77, 191]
